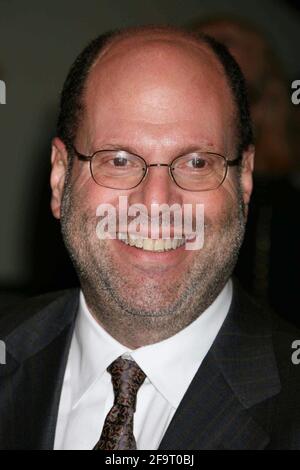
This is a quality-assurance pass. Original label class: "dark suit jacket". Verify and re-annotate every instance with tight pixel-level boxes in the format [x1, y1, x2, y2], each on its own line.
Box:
[0, 281, 299, 450]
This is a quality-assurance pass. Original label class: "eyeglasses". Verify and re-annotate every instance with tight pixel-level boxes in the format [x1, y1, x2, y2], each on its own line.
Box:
[70, 145, 242, 191]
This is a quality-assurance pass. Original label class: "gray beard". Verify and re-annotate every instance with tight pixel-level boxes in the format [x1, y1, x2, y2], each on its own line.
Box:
[60, 181, 246, 347]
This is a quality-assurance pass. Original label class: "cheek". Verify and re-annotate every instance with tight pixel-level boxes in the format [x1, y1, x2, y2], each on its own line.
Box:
[70, 165, 123, 213]
[186, 181, 239, 226]
[210, 187, 237, 219]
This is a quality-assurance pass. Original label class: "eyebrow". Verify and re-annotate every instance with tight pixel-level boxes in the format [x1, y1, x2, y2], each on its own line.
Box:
[90, 142, 219, 156]
[92, 143, 141, 154]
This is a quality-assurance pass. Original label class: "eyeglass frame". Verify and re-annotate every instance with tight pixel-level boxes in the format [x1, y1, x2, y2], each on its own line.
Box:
[69, 143, 243, 192]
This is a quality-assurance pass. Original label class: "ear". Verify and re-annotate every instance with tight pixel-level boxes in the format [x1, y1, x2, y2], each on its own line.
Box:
[240, 145, 255, 216]
[50, 137, 69, 219]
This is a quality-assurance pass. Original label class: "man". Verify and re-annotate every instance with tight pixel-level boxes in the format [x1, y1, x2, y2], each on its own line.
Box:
[0, 25, 299, 450]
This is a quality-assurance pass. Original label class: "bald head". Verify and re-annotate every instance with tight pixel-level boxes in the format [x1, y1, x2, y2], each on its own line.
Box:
[57, 25, 253, 157]
[92, 26, 227, 68]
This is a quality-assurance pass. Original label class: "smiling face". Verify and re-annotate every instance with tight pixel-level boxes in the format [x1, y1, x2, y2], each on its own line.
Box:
[50, 32, 254, 347]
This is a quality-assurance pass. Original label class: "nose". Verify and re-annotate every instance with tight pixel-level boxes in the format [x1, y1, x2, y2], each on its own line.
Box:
[126, 163, 185, 239]
[131, 163, 180, 208]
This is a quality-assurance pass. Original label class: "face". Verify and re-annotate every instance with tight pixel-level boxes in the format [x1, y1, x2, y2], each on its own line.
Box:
[50, 34, 253, 342]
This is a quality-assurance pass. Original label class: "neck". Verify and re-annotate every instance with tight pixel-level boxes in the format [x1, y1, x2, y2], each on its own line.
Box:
[80, 279, 223, 349]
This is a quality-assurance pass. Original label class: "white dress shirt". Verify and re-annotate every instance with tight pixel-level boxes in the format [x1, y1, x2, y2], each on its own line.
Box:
[54, 279, 233, 450]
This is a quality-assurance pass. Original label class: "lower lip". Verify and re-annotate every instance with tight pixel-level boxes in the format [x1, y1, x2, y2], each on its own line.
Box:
[113, 237, 189, 267]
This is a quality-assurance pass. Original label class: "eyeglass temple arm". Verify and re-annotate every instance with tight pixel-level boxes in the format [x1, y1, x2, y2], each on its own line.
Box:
[227, 154, 243, 166]
[69, 144, 92, 161]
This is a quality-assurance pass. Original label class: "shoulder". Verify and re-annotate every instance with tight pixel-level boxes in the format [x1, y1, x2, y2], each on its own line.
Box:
[234, 282, 300, 445]
[0, 288, 79, 339]
[230, 278, 300, 391]
[231, 281, 300, 448]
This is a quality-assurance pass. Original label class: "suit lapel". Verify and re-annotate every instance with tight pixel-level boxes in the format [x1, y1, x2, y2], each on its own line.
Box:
[159, 281, 281, 450]
[158, 352, 270, 450]
[0, 289, 79, 449]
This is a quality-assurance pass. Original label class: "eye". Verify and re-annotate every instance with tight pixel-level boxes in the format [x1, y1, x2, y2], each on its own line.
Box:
[112, 156, 128, 167]
[183, 155, 209, 170]
[172, 153, 217, 174]
[97, 151, 145, 174]
[189, 157, 207, 169]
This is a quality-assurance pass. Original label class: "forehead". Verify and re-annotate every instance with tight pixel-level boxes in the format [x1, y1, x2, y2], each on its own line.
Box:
[81, 33, 235, 149]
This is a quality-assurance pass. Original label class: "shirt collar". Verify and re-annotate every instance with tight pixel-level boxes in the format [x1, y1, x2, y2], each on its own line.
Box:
[69, 293, 131, 406]
[70, 279, 232, 408]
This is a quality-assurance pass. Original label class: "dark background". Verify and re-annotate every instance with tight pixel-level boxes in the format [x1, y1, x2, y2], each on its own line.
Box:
[0, 0, 300, 323]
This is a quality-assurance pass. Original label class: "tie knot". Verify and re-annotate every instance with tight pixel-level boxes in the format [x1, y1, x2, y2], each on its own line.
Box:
[107, 356, 146, 410]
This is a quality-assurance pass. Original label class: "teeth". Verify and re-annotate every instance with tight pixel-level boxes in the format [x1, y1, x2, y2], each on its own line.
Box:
[128, 237, 136, 247]
[172, 239, 178, 250]
[134, 237, 144, 248]
[164, 238, 172, 250]
[154, 239, 164, 251]
[143, 239, 154, 251]
[119, 234, 185, 252]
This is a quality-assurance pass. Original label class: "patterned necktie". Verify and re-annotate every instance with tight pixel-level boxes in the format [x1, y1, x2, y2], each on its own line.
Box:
[93, 356, 146, 450]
